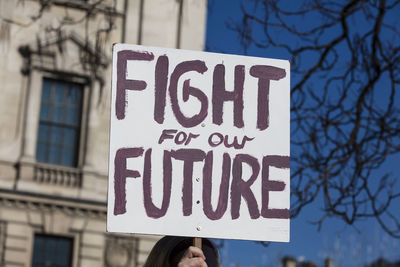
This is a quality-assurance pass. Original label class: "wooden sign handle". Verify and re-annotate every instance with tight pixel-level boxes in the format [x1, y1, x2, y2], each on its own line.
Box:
[193, 237, 202, 249]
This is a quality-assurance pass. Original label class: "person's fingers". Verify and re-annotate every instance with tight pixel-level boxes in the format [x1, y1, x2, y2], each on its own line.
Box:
[181, 246, 206, 260]
[178, 257, 208, 267]
[177, 247, 208, 267]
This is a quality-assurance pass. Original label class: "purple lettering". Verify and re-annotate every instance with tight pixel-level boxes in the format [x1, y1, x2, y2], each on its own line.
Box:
[175, 131, 187, 145]
[203, 152, 231, 220]
[184, 133, 200, 145]
[116, 50, 154, 120]
[212, 64, 245, 128]
[171, 149, 206, 216]
[169, 61, 208, 128]
[208, 133, 254, 149]
[223, 135, 255, 150]
[158, 129, 177, 144]
[143, 149, 172, 218]
[231, 154, 260, 219]
[114, 147, 144, 215]
[154, 55, 169, 124]
[261, 155, 290, 219]
[249, 65, 286, 130]
[208, 132, 224, 147]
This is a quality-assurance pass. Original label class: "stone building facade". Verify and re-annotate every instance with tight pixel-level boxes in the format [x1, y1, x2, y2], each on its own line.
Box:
[0, 0, 207, 266]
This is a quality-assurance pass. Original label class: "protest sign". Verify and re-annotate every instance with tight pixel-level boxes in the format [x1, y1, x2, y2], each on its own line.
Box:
[107, 44, 290, 242]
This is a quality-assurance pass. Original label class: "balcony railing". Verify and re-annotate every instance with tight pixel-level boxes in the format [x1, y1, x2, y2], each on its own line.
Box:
[33, 163, 82, 187]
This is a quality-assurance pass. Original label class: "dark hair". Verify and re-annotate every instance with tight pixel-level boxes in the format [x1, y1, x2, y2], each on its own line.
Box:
[143, 236, 220, 267]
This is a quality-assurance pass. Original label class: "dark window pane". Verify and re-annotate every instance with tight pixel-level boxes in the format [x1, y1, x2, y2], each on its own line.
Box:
[62, 148, 74, 166]
[37, 125, 49, 142]
[31, 234, 73, 267]
[66, 86, 80, 105]
[56, 239, 71, 265]
[63, 128, 76, 147]
[36, 78, 83, 167]
[50, 126, 63, 145]
[39, 103, 50, 121]
[54, 82, 67, 103]
[45, 239, 56, 262]
[48, 145, 60, 165]
[36, 143, 47, 163]
[53, 105, 65, 123]
[32, 238, 44, 263]
[66, 107, 79, 125]
[42, 80, 51, 100]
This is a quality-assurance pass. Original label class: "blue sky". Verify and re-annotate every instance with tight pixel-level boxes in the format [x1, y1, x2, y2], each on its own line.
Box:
[205, 0, 400, 266]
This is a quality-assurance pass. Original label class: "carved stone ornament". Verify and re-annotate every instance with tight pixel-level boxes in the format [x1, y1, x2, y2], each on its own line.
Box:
[105, 235, 137, 267]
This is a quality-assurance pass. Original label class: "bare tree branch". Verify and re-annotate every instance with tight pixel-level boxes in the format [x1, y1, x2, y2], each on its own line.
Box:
[234, 0, 400, 238]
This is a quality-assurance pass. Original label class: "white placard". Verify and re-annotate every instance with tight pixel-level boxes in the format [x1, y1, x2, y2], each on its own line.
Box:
[107, 44, 290, 242]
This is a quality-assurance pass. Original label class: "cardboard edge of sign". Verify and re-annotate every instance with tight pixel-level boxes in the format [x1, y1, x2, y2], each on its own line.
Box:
[105, 226, 290, 243]
[112, 43, 291, 67]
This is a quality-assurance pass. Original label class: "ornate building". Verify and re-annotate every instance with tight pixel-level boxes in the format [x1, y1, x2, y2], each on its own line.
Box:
[0, 0, 207, 266]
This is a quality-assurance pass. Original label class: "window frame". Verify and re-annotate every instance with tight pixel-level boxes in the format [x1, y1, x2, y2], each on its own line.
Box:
[41, 72, 90, 169]
[21, 69, 90, 169]
[36, 78, 84, 167]
[28, 227, 81, 267]
[31, 233, 74, 267]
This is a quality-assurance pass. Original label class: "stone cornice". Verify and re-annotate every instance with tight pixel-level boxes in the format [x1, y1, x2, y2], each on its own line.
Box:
[0, 189, 107, 218]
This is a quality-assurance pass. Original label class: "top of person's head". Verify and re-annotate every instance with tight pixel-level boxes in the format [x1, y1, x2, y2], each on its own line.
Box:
[143, 236, 220, 267]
